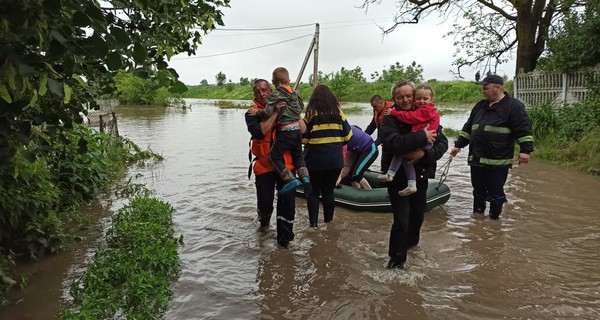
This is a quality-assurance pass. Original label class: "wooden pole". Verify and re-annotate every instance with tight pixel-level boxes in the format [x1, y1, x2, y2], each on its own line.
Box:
[312, 23, 319, 88]
[294, 36, 316, 90]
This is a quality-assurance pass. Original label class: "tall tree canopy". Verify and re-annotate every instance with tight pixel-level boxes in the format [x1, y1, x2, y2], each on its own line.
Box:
[360, 0, 586, 76]
[0, 0, 229, 165]
[540, 1, 600, 71]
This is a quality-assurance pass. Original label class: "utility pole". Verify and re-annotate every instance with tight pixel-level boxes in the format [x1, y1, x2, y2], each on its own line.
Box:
[312, 23, 319, 88]
[294, 23, 320, 90]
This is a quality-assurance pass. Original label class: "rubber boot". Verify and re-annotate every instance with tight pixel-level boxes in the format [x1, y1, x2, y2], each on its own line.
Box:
[489, 202, 503, 220]
[279, 168, 295, 182]
[473, 197, 486, 214]
[297, 167, 312, 195]
[279, 168, 300, 195]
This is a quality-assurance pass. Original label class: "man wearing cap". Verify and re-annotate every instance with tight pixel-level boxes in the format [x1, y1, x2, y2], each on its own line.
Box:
[450, 74, 534, 220]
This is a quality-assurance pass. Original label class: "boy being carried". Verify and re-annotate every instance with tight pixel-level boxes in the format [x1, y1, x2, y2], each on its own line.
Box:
[250, 67, 311, 195]
[378, 85, 440, 196]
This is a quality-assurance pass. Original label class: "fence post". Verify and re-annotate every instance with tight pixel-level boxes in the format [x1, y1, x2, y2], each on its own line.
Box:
[99, 114, 105, 133]
[513, 76, 518, 100]
[562, 73, 568, 106]
[112, 112, 119, 137]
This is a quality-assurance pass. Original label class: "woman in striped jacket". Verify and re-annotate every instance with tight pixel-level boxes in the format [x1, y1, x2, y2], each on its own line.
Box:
[302, 85, 353, 228]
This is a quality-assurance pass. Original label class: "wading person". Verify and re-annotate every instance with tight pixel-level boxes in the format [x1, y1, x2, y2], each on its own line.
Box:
[379, 80, 448, 269]
[378, 85, 440, 197]
[302, 85, 353, 228]
[450, 74, 534, 220]
[245, 79, 296, 248]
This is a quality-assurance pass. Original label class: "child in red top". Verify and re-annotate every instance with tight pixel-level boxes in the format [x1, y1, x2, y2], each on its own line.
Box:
[378, 85, 440, 196]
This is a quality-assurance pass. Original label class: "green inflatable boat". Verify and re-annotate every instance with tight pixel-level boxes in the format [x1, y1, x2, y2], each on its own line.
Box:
[296, 171, 451, 213]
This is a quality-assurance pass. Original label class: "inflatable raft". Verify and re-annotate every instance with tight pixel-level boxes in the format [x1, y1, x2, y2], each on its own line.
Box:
[296, 171, 450, 213]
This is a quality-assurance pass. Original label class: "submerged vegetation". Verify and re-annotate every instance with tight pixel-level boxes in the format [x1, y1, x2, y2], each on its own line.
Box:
[60, 193, 181, 319]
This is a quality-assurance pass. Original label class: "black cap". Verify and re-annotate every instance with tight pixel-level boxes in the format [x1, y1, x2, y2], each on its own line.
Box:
[478, 74, 504, 85]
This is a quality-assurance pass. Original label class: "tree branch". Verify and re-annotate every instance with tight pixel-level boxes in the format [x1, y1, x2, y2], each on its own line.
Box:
[475, 0, 517, 20]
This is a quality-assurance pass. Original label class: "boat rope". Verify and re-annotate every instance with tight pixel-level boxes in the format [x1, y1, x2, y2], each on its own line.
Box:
[436, 155, 454, 189]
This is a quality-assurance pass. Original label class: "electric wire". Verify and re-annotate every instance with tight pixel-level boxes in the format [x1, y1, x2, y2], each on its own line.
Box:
[173, 34, 313, 60]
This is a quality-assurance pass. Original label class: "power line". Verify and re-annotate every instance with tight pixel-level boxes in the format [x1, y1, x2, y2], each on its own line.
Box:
[173, 34, 313, 60]
[215, 23, 316, 31]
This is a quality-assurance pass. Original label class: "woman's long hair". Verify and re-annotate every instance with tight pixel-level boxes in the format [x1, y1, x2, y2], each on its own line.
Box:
[305, 85, 341, 122]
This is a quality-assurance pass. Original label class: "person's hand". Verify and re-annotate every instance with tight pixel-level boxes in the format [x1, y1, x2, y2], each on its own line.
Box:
[517, 153, 530, 164]
[423, 124, 437, 144]
[248, 109, 257, 116]
[450, 147, 461, 157]
[275, 100, 286, 110]
[384, 108, 393, 115]
[403, 149, 425, 164]
[335, 175, 342, 187]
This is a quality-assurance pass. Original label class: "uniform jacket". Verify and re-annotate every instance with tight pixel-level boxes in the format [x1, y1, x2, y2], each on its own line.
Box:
[302, 110, 353, 171]
[454, 93, 534, 168]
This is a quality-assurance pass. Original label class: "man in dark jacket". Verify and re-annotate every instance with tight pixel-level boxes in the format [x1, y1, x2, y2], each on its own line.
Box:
[379, 80, 449, 269]
[450, 74, 534, 220]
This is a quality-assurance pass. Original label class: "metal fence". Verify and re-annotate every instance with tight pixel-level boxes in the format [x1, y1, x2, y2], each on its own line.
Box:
[86, 111, 119, 136]
[514, 70, 598, 107]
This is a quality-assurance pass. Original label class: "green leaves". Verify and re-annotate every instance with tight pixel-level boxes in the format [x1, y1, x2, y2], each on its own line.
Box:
[132, 43, 147, 65]
[90, 34, 109, 59]
[106, 51, 122, 71]
[0, 84, 12, 103]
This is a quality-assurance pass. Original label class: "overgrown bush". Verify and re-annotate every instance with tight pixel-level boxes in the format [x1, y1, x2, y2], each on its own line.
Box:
[0, 124, 163, 304]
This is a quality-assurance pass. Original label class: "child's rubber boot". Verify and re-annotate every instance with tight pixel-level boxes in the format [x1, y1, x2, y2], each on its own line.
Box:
[297, 167, 312, 195]
[280, 179, 301, 195]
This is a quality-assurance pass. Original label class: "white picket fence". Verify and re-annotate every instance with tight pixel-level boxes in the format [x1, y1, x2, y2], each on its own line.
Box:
[514, 70, 598, 107]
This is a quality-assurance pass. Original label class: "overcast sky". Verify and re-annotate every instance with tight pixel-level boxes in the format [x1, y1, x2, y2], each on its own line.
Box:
[170, 0, 516, 86]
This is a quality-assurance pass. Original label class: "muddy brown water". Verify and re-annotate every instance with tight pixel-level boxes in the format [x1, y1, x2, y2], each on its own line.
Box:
[2, 100, 600, 320]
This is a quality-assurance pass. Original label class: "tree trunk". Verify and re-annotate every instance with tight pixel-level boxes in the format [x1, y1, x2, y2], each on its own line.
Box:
[515, 5, 545, 74]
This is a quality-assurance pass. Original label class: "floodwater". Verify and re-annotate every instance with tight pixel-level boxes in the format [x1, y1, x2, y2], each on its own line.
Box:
[2, 99, 600, 320]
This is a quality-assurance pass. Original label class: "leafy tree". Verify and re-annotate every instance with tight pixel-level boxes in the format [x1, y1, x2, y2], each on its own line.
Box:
[200, 79, 209, 86]
[215, 71, 226, 86]
[0, 0, 229, 166]
[539, 1, 600, 71]
[308, 71, 331, 85]
[376, 61, 424, 83]
[359, 0, 584, 75]
[329, 67, 366, 100]
[239, 77, 250, 86]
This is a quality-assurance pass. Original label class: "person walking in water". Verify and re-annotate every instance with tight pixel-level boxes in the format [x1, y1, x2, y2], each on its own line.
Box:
[450, 74, 534, 220]
[245, 79, 297, 248]
[250, 67, 311, 195]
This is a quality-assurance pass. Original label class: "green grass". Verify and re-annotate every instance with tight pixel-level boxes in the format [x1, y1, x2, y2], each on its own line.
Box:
[184, 80, 487, 105]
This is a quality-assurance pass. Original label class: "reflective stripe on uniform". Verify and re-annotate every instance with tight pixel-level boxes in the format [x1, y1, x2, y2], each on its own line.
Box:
[516, 135, 534, 143]
[469, 155, 513, 166]
[459, 130, 470, 140]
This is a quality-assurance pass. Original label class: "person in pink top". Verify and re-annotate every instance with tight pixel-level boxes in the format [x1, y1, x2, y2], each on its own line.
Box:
[377, 85, 440, 196]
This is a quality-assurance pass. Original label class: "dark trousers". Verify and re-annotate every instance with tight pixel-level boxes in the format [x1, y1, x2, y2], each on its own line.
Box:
[269, 129, 305, 175]
[350, 143, 379, 182]
[387, 176, 428, 262]
[470, 165, 509, 205]
[255, 171, 296, 242]
[307, 168, 341, 225]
